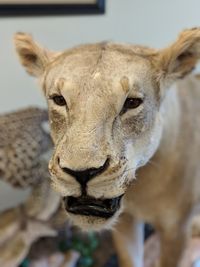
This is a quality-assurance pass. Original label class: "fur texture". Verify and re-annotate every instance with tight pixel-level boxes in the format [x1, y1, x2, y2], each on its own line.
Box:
[14, 28, 200, 267]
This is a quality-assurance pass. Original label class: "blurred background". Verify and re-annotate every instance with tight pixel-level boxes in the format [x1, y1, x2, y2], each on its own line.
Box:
[0, 1, 200, 266]
[0, 0, 200, 267]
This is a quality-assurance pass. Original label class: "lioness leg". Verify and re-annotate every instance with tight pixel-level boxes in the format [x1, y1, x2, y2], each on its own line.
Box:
[157, 224, 188, 267]
[112, 213, 144, 267]
[191, 214, 200, 237]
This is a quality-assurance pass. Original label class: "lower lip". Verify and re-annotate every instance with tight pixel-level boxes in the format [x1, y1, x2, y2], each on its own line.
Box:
[63, 195, 123, 219]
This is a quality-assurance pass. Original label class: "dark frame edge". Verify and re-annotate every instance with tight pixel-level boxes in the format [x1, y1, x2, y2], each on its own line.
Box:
[0, 0, 105, 16]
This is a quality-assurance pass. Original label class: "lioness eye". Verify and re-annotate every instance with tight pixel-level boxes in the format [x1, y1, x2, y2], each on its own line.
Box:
[123, 98, 143, 110]
[51, 95, 66, 106]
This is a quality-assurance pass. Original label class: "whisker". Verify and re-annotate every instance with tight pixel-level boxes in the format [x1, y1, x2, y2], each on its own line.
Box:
[148, 159, 160, 169]
[124, 167, 135, 174]
[123, 159, 160, 175]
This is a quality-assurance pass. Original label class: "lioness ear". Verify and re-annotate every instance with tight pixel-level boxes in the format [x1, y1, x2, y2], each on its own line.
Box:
[14, 32, 55, 77]
[157, 28, 200, 88]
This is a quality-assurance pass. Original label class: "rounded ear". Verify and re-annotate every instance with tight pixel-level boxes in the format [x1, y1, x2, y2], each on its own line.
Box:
[156, 28, 200, 88]
[14, 32, 58, 77]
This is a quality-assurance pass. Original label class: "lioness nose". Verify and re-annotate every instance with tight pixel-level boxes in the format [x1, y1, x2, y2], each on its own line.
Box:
[60, 158, 109, 187]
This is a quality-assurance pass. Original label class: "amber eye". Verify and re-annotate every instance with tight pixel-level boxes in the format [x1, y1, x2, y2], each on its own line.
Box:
[51, 95, 66, 106]
[121, 98, 143, 114]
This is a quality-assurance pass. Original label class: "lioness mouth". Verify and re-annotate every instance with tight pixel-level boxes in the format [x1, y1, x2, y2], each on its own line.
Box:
[63, 195, 123, 219]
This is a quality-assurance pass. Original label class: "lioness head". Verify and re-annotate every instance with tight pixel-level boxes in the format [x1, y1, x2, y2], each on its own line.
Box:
[14, 28, 200, 230]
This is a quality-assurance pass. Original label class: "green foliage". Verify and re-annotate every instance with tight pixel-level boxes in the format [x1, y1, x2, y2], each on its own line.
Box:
[19, 232, 99, 267]
[59, 232, 99, 267]
[19, 258, 30, 267]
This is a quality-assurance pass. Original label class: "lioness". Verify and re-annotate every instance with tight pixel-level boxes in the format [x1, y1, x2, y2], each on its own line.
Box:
[14, 28, 200, 267]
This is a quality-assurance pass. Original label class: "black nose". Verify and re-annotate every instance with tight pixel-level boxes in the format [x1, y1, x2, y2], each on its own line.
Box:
[60, 158, 109, 190]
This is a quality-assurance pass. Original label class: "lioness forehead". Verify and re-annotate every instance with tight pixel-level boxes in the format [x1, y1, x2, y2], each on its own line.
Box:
[43, 42, 155, 95]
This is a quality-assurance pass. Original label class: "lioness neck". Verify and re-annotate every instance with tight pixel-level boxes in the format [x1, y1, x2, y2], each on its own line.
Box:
[158, 84, 181, 156]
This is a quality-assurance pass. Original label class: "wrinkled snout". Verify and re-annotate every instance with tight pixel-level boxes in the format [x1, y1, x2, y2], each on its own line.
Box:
[58, 156, 110, 194]
[48, 120, 128, 226]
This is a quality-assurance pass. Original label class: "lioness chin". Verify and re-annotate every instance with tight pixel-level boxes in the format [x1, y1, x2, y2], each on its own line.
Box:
[14, 28, 200, 267]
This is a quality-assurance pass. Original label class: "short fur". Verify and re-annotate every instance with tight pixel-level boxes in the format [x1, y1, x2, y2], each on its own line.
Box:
[14, 28, 200, 267]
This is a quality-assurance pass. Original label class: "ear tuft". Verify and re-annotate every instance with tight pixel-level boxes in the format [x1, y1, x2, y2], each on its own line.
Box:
[156, 27, 200, 89]
[14, 32, 51, 77]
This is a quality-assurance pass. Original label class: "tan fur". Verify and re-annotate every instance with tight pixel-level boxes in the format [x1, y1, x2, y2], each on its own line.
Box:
[14, 28, 200, 267]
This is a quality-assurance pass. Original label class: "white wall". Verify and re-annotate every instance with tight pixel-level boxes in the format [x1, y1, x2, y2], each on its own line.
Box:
[0, 0, 200, 209]
[1, 0, 200, 113]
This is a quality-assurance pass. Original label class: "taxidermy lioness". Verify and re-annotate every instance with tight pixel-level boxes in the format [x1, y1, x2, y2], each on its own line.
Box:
[14, 28, 200, 267]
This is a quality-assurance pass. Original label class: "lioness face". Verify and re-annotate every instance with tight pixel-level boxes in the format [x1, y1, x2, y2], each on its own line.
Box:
[15, 29, 199, 230]
[45, 46, 162, 230]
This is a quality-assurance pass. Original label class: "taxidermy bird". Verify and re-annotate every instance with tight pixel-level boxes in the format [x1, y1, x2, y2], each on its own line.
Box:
[0, 107, 64, 267]
[0, 107, 53, 188]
